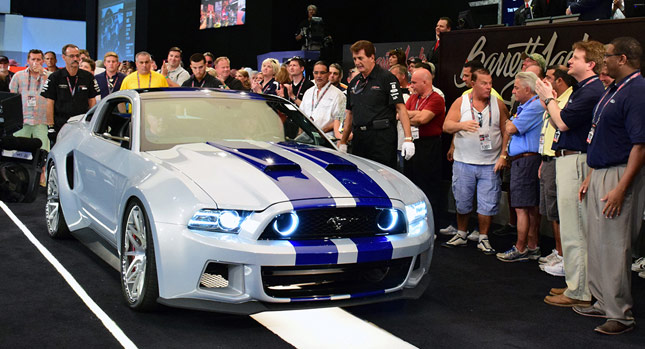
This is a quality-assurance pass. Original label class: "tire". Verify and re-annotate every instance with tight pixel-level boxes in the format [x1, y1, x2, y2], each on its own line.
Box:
[45, 163, 70, 238]
[120, 199, 159, 311]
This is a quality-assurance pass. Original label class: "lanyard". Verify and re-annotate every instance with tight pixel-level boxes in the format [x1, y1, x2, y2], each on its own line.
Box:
[311, 83, 332, 114]
[27, 72, 43, 93]
[192, 77, 206, 88]
[591, 71, 640, 126]
[469, 93, 492, 128]
[106, 72, 119, 94]
[577, 76, 599, 92]
[66, 76, 78, 97]
[262, 79, 274, 93]
[137, 73, 152, 88]
[415, 91, 434, 111]
[293, 79, 305, 100]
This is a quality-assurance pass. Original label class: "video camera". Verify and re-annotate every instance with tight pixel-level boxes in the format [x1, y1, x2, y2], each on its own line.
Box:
[0, 92, 47, 203]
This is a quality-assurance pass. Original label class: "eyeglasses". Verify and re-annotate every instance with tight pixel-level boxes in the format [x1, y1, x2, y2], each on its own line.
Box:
[604, 53, 623, 58]
[352, 77, 368, 94]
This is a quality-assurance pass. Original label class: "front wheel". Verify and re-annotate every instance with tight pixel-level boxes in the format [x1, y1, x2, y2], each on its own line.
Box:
[45, 163, 70, 238]
[120, 199, 158, 311]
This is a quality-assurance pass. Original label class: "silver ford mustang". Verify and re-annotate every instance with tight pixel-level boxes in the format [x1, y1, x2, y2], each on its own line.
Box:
[45, 88, 434, 314]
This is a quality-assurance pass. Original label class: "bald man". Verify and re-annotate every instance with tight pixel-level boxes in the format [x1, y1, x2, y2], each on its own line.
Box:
[404, 67, 446, 235]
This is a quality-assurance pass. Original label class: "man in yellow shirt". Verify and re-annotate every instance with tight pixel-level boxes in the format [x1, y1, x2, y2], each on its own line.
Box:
[537, 65, 575, 278]
[121, 51, 169, 90]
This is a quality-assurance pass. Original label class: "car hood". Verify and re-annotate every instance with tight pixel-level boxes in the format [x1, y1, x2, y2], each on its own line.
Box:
[147, 141, 419, 211]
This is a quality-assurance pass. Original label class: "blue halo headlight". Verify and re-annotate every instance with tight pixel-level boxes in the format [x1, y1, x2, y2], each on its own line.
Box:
[273, 212, 299, 236]
[377, 209, 399, 231]
[188, 209, 249, 233]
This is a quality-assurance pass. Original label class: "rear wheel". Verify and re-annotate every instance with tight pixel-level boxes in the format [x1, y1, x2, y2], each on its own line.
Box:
[45, 163, 70, 238]
[120, 199, 158, 311]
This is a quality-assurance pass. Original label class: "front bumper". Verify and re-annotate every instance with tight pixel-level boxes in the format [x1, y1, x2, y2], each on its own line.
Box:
[152, 215, 433, 314]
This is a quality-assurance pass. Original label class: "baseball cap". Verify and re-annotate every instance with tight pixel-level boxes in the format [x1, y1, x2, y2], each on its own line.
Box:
[0, 55, 8, 64]
[407, 57, 422, 65]
[521, 52, 546, 72]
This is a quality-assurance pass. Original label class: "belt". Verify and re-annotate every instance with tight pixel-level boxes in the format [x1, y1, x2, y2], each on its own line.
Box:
[541, 155, 555, 162]
[553, 149, 584, 158]
[355, 118, 393, 131]
[509, 152, 539, 162]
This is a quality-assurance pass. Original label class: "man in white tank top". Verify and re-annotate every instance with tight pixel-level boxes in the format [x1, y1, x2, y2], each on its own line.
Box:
[441, 69, 510, 255]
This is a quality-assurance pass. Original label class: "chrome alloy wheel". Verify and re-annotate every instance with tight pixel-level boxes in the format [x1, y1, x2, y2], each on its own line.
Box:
[121, 204, 148, 304]
[45, 167, 60, 234]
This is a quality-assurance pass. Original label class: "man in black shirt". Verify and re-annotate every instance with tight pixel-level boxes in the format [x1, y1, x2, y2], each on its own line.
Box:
[182, 53, 225, 88]
[41, 44, 100, 134]
[284, 56, 314, 106]
[213, 56, 244, 90]
[0, 55, 14, 92]
[339, 40, 415, 169]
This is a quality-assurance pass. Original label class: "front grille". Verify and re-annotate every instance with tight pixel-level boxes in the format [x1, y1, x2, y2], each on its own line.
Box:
[261, 257, 412, 298]
[259, 207, 407, 240]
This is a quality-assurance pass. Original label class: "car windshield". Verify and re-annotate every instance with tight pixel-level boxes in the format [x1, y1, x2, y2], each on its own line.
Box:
[140, 97, 335, 151]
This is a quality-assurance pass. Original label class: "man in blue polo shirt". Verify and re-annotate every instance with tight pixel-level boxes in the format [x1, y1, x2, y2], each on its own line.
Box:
[496, 72, 544, 262]
[575, 37, 645, 336]
[535, 40, 605, 308]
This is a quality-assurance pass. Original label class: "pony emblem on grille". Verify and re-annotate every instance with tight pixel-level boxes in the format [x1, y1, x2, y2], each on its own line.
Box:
[326, 217, 359, 231]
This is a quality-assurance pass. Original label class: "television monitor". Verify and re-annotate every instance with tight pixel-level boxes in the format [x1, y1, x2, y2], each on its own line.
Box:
[0, 92, 24, 136]
[200, 0, 246, 29]
[97, 0, 137, 61]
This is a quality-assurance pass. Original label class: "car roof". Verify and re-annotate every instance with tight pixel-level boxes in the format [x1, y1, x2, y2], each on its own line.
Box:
[124, 87, 284, 102]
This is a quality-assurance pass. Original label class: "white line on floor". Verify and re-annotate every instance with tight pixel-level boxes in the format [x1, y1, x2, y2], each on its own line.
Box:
[0, 201, 137, 349]
[251, 307, 417, 349]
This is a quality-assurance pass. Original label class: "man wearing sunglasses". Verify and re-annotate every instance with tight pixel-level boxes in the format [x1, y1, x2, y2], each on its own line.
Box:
[339, 40, 415, 169]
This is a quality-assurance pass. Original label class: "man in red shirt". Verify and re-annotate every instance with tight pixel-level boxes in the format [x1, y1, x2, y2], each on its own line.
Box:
[404, 66, 445, 234]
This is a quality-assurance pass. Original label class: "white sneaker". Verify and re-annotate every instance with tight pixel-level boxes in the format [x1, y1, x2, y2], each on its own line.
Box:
[539, 249, 559, 264]
[545, 261, 565, 276]
[439, 224, 458, 236]
[477, 238, 495, 255]
[441, 234, 468, 248]
[539, 253, 563, 271]
[631, 257, 645, 272]
[467, 230, 480, 241]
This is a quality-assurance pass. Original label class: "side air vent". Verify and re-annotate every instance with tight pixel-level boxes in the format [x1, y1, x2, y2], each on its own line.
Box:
[65, 152, 74, 189]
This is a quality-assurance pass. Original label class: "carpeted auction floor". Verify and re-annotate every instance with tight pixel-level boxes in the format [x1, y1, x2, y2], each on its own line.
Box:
[1, 190, 644, 348]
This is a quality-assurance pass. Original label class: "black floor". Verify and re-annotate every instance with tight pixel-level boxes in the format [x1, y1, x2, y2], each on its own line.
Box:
[2, 191, 645, 348]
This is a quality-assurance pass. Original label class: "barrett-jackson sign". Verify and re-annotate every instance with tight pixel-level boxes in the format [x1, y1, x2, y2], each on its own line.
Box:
[438, 18, 645, 106]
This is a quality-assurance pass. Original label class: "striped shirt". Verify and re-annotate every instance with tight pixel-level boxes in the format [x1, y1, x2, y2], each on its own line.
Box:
[9, 68, 50, 125]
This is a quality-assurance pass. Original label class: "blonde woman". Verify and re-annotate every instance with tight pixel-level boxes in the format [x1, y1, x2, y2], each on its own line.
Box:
[252, 58, 281, 95]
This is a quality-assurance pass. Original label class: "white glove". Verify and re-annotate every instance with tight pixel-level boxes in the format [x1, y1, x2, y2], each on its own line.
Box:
[338, 144, 348, 153]
[401, 141, 415, 160]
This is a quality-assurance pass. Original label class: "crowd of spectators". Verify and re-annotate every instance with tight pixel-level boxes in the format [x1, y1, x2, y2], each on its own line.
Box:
[1, 7, 643, 336]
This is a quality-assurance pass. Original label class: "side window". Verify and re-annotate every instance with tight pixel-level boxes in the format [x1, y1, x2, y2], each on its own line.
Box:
[94, 98, 132, 147]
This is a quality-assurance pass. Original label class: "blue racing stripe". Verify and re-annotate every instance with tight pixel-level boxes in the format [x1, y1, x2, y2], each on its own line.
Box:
[276, 143, 392, 207]
[351, 236, 393, 263]
[207, 142, 335, 208]
[350, 290, 386, 299]
[290, 240, 339, 265]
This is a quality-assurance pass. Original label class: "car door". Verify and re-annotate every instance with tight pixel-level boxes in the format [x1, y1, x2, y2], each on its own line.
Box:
[75, 96, 133, 244]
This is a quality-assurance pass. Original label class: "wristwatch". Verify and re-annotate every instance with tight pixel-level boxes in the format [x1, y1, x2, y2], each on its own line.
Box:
[544, 97, 555, 106]
[404, 137, 413, 141]
[501, 154, 509, 161]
